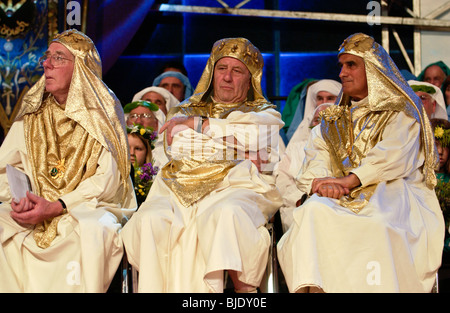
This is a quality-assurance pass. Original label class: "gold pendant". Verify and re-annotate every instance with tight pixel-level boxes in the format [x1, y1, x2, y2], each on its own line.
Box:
[51, 158, 66, 179]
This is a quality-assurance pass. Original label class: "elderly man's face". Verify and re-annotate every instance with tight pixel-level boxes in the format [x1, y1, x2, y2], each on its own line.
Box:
[338, 53, 368, 101]
[423, 65, 446, 88]
[141, 91, 167, 115]
[127, 106, 158, 130]
[159, 76, 185, 102]
[415, 91, 436, 118]
[43, 42, 74, 103]
[213, 57, 251, 104]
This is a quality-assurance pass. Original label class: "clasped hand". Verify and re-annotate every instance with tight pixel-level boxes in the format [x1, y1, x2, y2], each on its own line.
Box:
[310, 173, 361, 200]
[10, 191, 63, 226]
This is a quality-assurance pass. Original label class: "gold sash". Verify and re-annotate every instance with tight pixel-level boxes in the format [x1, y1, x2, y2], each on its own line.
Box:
[320, 99, 396, 213]
[24, 95, 102, 248]
[161, 100, 275, 207]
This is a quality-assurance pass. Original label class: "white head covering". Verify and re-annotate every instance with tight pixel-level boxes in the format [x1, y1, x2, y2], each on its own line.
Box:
[131, 86, 180, 130]
[303, 79, 342, 120]
[289, 79, 341, 144]
[288, 102, 335, 146]
[408, 80, 448, 120]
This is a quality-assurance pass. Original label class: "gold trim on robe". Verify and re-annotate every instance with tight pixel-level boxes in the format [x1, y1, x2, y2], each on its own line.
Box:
[24, 95, 102, 248]
[161, 99, 275, 207]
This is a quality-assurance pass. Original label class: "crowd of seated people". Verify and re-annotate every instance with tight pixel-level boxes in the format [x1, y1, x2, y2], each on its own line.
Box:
[0, 29, 448, 294]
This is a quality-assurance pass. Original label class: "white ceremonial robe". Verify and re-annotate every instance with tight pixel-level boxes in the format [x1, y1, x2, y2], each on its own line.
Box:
[121, 108, 283, 292]
[277, 111, 445, 293]
[274, 139, 308, 233]
[0, 121, 136, 292]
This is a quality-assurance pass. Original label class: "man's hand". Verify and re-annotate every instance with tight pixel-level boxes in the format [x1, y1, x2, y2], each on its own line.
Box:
[311, 173, 361, 199]
[160, 116, 210, 146]
[10, 192, 64, 226]
[244, 150, 270, 173]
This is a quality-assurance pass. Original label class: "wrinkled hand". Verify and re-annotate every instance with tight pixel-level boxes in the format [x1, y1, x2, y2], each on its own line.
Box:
[160, 116, 210, 146]
[245, 150, 270, 173]
[311, 174, 361, 199]
[10, 192, 64, 226]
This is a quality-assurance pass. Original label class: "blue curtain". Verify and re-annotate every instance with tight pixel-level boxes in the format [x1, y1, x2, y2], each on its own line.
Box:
[85, 0, 155, 74]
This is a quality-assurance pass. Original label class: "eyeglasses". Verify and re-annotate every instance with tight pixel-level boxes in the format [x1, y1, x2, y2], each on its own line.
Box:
[38, 54, 73, 67]
[128, 113, 156, 121]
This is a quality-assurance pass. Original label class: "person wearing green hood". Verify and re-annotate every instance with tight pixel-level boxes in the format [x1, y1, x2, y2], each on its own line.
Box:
[418, 60, 450, 89]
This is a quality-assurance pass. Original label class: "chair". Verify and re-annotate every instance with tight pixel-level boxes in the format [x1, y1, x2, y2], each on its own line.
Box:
[121, 221, 280, 293]
[259, 221, 279, 293]
[121, 248, 138, 293]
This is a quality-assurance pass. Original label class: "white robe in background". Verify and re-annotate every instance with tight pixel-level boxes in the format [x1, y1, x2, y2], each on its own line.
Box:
[277, 111, 445, 292]
[121, 109, 283, 292]
[0, 120, 136, 292]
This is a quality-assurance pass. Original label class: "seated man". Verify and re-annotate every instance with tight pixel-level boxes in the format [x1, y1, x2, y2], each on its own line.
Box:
[121, 37, 284, 293]
[277, 33, 445, 292]
[0, 29, 136, 292]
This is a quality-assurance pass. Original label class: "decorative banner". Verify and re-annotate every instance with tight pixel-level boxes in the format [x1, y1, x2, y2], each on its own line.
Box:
[0, 0, 58, 138]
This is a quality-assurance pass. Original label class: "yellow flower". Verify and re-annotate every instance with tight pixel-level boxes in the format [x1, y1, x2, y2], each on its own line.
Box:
[435, 126, 444, 138]
[136, 170, 141, 175]
[140, 128, 146, 136]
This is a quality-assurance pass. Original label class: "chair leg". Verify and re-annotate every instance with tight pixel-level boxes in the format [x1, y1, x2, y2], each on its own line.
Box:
[259, 222, 279, 293]
[432, 272, 439, 293]
[121, 253, 130, 293]
[132, 267, 139, 292]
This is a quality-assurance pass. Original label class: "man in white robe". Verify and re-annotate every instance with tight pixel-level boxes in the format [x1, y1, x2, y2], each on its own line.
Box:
[277, 33, 445, 293]
[0, 29, 136, 292]
[121, 37, 283, 293]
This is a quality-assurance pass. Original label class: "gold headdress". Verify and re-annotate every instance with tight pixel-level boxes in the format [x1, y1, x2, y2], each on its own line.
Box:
[335, 33, 438, 189]
[187, 37, 267, 106]
[17, 29, 131, 203]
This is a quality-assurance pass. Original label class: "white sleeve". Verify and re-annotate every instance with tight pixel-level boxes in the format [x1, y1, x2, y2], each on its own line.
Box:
[350, 111, 423, 186]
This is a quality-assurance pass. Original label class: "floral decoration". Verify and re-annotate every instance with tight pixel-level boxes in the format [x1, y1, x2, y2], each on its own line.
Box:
[126, 123, 159, 204]
[133, 162, 158, 205]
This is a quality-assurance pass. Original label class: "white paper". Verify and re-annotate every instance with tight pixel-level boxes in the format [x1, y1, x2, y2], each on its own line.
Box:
[6, 164, 32, 200]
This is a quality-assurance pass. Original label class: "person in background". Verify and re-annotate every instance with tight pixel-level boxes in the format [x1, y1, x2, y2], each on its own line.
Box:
[286, 79, 341, 141]
[127, 124, 158, 206]
[131, 86, 179, 117]
[153, 70, 193, 102]
[441, 76, 450, 120]
[418, 61, 450, 89]
[408, 80, 448, 120]
[128, 88, 179, 169]
[430, 118, 450, 255]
